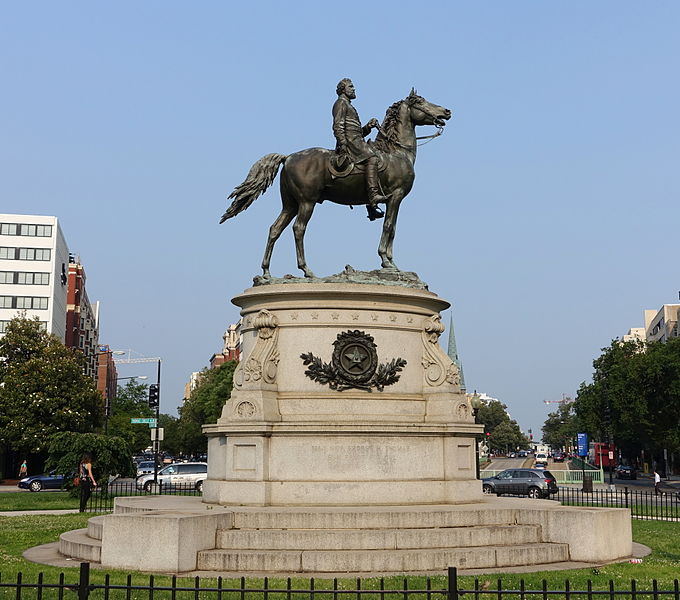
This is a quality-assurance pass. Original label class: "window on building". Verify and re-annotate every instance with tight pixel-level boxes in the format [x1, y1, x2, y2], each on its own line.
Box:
[0, 247, 14, 259]
[16, 248, 51, 261]
[0, 224, 18, 235]
[0, 272, 12, 284]
[16, 272, 50, 285]
[3, 296, 49, 310]
[0, 223, 52, 237]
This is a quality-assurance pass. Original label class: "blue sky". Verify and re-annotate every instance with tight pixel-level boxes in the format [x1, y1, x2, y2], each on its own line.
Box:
[2, 2, 678, 440]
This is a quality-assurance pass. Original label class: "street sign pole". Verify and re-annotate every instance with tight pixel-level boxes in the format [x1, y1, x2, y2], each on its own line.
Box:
[154, 359, 161, 486]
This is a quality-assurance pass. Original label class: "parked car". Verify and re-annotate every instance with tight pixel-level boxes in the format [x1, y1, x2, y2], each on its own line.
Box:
[614, 465, 637, 480]
[18, 471, 69, 492]
[534, 453, 548, 467]
[136, 462, 207, 492]
[136, 461, 160, 478]
[482, 468, 558, 499]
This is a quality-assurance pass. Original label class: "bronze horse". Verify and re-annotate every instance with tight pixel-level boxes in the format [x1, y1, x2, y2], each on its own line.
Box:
[220, 90, 451, 279]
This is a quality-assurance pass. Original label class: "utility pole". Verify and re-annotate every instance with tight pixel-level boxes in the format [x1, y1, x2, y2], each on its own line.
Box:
[113, 352, 162, 486]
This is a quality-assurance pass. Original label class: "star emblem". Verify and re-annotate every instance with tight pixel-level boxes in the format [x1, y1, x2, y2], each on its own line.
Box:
[345, 347, 366, 367]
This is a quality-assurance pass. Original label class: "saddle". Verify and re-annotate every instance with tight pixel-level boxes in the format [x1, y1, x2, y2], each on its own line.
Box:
[328, 148, 386, 179]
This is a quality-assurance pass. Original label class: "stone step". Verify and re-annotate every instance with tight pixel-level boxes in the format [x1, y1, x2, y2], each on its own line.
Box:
[59, 528, 101, 563]
[87, 515, 106, 540]
[217, 524, 541, 551]
[198, 542, 570, 573]
[229, 505, 523, 530]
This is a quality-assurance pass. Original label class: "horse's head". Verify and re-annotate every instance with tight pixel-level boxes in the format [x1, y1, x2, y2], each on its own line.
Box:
[405, 88, 452, 127]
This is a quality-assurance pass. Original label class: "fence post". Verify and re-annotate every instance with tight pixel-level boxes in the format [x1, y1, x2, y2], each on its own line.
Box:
[447, 567, 458, 600]
[78, 562, 91, 600]
[624, 486, 629, 508]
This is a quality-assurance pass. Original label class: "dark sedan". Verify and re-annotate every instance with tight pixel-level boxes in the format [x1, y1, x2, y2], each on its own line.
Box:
[615, 465, 637, 480]
[17, 471, 69, 492]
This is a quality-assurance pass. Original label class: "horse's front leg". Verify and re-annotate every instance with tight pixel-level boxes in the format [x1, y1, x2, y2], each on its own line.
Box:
[378, 194, 403, 270]
[293, 201, 316, 278]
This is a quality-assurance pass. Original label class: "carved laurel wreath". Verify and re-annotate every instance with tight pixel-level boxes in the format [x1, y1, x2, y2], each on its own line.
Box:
[300, 330, 407, 392]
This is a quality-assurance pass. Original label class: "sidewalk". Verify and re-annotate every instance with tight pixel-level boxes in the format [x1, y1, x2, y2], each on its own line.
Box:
[0, 509, 80, 516]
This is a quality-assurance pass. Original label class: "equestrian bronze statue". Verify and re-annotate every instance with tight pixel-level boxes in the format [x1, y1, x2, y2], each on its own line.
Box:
[220, 84, 451, 279]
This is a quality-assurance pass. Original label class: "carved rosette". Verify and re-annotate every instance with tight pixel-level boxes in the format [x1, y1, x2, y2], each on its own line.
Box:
[421, 315, 461, 389]
[234, 309, 280, 390]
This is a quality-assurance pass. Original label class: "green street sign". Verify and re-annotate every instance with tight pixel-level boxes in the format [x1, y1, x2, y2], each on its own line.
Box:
[131, 418, 157, 425]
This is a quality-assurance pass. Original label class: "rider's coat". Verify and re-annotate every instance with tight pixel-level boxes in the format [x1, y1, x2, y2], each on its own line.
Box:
[332, 95, 376, 164]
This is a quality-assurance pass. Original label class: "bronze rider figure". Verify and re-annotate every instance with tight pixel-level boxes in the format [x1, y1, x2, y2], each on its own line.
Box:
[332, 78, 387, 221]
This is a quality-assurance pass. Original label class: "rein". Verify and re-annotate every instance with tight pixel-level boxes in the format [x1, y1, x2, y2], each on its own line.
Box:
[415, 126, 444, 146]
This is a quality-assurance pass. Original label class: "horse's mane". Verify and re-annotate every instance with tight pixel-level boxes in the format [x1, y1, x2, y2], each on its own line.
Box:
[373, 99, 404, 153]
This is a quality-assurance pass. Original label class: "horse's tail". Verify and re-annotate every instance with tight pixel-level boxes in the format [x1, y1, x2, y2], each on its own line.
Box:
[220, 153, 288, 223]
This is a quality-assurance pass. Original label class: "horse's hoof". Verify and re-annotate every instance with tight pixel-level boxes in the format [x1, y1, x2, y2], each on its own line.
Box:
[302, 270, 316, 279]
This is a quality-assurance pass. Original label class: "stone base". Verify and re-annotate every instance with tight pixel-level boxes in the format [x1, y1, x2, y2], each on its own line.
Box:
[204, 282, 483, 507]
[54, 495, 634, 575]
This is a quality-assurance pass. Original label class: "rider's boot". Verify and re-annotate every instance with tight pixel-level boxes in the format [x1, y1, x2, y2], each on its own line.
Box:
[365, 158, 386, 221]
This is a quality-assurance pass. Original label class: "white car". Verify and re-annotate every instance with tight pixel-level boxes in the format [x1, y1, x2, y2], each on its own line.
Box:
[136, 462, 207, 492]
[534, 453, 548, 468]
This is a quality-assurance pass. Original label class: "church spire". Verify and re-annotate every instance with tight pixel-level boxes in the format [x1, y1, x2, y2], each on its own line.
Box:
[447, 312, 466, 391]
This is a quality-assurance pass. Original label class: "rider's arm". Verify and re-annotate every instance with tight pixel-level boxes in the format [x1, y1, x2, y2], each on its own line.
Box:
[361, 118, 378, 138]
[332, 100, 348, 150]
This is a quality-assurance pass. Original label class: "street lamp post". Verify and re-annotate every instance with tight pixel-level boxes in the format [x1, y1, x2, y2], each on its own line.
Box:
[470, 391, 483, 480]
[110, 350, 162, 486]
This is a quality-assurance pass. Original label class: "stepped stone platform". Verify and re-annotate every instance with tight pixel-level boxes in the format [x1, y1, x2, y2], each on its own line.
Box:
[50, 495, 634, 576]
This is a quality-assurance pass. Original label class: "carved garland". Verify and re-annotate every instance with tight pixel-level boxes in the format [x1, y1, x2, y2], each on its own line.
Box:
[301, 330, 406, 392]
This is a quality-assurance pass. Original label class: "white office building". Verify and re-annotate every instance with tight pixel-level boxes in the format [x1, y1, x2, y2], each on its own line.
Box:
[0, 214, 70, 341]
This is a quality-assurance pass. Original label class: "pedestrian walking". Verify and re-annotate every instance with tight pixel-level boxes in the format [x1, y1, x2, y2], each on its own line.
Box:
[18, 459, 27, 479]
[654, 470, 661, 495]
[78, 453, 97, 512]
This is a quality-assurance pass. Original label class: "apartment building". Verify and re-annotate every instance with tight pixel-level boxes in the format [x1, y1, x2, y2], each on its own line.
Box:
[644, 305, 680, 343]
[625, 305, 680, 344]
[65, 256, 100, 379]
[0, 215, 70, 340]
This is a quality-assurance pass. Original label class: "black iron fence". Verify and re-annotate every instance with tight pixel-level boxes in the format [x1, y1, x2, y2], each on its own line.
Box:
[2, 564, 680, 600]
[86, 482, 680, 521]
[85, 480, 201, 513]
[556, 486, 680, 521]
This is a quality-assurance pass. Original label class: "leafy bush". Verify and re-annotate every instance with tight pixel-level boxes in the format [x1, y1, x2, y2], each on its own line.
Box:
[46, 432, 135, 487]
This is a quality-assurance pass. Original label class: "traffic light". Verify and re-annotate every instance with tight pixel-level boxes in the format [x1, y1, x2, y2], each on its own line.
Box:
[148, 384, 159, 408]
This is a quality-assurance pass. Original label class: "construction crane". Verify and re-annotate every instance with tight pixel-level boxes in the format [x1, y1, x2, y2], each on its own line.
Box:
[543, 394, 573, 405]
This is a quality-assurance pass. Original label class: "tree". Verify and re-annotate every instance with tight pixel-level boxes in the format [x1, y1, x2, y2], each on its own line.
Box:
[0, 315, 103, 454]
[475, 397, 530, 453]
[573, 337, 680, 463]
[541, 401, 578, 450]
[107, 380, 154, 453]
[46, 431, 135, 484]
[178, 361, 236, 455]
[158, 413, 182, 456]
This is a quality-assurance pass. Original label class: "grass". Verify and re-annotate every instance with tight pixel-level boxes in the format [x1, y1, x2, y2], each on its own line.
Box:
[0, 491, 79, 511]
[0, 515, 678, 598]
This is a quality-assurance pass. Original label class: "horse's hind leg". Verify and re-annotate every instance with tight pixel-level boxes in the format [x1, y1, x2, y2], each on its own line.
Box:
[261, 205, 296, 278]
[293, 201, 316, 278]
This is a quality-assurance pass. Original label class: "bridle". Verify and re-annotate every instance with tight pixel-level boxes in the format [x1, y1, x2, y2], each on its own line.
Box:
[376, 100, 448, 149]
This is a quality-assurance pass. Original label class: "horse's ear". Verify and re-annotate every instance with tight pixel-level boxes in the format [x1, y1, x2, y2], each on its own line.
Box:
[409, 87, 416, 96]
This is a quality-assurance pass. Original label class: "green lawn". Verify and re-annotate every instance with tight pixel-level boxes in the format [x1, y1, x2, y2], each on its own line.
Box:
[0, 491, 79, 511]
[0, 514, 678, 597]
